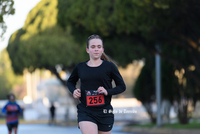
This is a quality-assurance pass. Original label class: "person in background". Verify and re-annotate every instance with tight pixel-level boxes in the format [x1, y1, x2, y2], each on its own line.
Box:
[2, 93, 22, 134]
[49, 102, 56, 125]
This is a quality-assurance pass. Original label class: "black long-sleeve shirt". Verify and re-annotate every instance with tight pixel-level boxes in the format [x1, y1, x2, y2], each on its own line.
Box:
[67, 60, 126, 108]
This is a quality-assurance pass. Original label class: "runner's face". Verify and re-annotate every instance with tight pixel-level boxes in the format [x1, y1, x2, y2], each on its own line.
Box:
[86, 39, 104, 60]
[9, 95, 15, 102]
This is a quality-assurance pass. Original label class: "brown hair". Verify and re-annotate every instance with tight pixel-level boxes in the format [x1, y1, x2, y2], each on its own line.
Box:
[87, 34, 116, 63]
[7, 93, 15, 100]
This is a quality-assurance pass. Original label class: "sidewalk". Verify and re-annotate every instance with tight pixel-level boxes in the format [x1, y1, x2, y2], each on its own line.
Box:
[122, 126, 200, 134]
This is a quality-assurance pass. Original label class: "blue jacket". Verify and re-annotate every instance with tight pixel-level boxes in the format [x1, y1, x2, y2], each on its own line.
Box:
[2, 101, 22, 124]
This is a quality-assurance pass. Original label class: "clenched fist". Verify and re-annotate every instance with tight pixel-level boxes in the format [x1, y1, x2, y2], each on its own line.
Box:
[73, 89, 81, 99]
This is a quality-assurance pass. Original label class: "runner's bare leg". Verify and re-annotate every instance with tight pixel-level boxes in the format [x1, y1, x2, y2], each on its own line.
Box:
[14, 127, 17, 134]
[79, 121, 98, 134]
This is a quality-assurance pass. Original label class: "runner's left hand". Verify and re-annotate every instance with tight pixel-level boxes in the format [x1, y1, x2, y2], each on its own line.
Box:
[97, 86, 108, 96]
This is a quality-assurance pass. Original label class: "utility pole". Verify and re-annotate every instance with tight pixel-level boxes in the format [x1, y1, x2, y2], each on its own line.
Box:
[155, 44, 162, 127]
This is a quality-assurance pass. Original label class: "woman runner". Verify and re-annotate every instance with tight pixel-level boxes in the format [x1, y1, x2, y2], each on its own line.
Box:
[67, 34, 126, 134]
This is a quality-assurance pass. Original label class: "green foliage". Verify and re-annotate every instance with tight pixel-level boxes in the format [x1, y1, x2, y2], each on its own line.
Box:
[133, 53, 155, 102]
[7, 29, 26, 74]
[133, 52, 180, 103]
[57, 0, 200, 83]
[8, 26, 82, 75]
[133, 43, 199, 124]
[0, 49, 23, 99]
[57, 0, 200, 103]
[7, 0, 88, 89]
[0, 0, 15, 38]
[8, 0, 76, 74]
[21, 26, 82, 71]
[58, 0, 115, 36]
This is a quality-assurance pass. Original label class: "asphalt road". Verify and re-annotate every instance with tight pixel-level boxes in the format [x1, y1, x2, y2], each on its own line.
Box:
[0, 124, 140, 134]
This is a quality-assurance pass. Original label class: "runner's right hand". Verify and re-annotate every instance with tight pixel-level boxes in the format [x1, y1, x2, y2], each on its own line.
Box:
[73, 89, 81, 99]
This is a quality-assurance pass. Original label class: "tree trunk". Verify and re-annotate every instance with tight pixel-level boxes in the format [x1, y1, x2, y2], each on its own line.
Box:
[178, 103, 189, 124]
[144, 102, 157, 124]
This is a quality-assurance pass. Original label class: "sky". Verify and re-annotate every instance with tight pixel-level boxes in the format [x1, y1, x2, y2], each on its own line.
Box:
[0, 0, 41, 52]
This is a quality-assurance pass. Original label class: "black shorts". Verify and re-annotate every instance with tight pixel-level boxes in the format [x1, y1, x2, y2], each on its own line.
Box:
[77, 103, 114, 132]
[7, 122, 18, 131]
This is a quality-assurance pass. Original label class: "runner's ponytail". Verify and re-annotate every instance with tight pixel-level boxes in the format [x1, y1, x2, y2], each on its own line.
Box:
[101, 52, 117, 65]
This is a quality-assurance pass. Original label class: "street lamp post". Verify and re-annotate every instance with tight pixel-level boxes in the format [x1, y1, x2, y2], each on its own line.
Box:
[155, 44, 162, 127]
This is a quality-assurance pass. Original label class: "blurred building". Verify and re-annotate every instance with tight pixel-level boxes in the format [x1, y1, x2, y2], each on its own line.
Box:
[21, 68, 76, 121]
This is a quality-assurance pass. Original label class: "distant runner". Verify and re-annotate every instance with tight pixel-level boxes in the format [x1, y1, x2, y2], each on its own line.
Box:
[2, 93, 22, 134]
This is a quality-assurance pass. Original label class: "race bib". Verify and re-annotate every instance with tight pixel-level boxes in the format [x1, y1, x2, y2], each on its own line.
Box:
[86, 90, 105, 106]
[7, 105, 18, 111]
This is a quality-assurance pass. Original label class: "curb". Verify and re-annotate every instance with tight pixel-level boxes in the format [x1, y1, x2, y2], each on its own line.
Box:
[122, 126, 200, 134]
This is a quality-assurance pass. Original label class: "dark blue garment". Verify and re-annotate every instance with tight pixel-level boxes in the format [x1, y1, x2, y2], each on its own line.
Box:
[2, 101, 22, 124]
